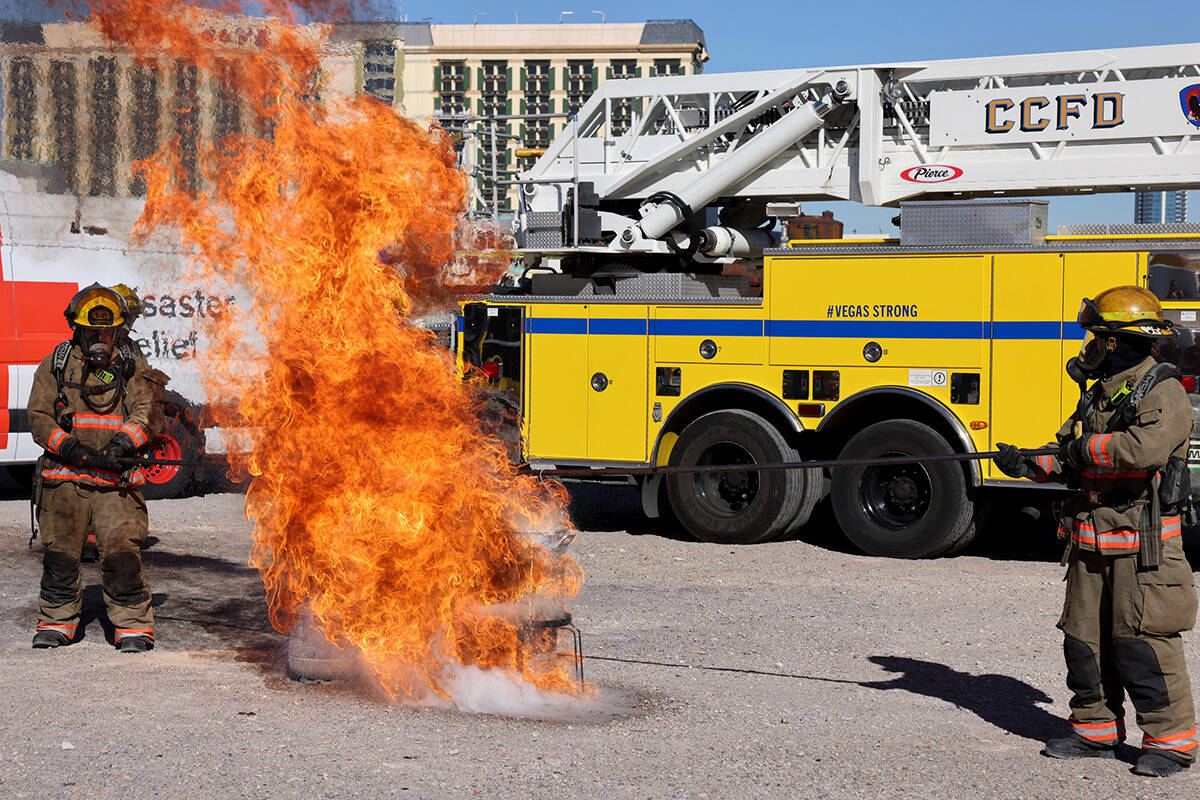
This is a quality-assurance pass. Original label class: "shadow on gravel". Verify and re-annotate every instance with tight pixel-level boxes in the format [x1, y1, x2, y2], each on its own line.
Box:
[566, 483, 694, 542]
[141, 549, 260, 576]
[565, 482, 1200, 570]
[75, 585, 169, 645]
[858, 655, 1068, 743]
[144, 549, 282, 665]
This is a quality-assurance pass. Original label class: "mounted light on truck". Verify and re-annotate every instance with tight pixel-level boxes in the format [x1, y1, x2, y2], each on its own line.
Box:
[795, 403, 825, 418]
[1182, 375, 1198, 393]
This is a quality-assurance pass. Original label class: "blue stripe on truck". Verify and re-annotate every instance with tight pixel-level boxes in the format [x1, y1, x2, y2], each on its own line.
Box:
[589, 319, 648, 335]
[767, 320, 986, 339]
[523, 316, 1076, 340]
[525, 318, 588, 335]
[652, 319, 765, 337]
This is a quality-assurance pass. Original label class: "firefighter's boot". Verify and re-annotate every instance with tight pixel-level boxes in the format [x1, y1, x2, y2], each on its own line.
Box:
[32, 629, 71, 649]
[1133, 751, 1190, 777]
[1041, 735, 1117, 759]
[118, 635, 153, 653]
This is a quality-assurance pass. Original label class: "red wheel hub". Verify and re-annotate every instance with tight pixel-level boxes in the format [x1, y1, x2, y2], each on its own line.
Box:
[144, 434, 183, 485]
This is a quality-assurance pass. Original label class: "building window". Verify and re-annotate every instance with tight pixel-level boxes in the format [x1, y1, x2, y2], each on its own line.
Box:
[523, 60, 551, 151]
[362, 40, 396, 105]
[609, 59, 637, 136]
[50, 60, 79, 193]
[611, 59, 636, 79]
[7, 57, 36, 161]
[652, 58, 683, 77]
[566, 60, 594, 114]
[88, 57, 118, 197]
[438, 60, 467, 117]
[215, 61, 241, 145]
[478, 61, 510, 207]
[130, 62, 159, 196]
[174, 61, 199, 193]
[481, 60, 508, 117]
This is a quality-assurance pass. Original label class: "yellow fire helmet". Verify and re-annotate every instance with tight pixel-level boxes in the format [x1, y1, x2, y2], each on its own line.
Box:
[111, 283, 142, 320]
[64, 283, 128, 329]
[1077, 285, 1173, 339]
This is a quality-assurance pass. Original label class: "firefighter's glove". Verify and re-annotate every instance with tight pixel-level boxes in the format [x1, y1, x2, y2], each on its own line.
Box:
[102, 432, 137, 464]
[994, 443, 1035, 479]
[1060, 436, 1095, 469]
[60, 440, 120, 472]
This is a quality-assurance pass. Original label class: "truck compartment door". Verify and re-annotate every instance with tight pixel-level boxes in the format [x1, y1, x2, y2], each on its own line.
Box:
[524, 305, 588, 460]
[587, 306, 650, 462]
[1060, 252, 1141, 421]
[989, 253, 1064, 476]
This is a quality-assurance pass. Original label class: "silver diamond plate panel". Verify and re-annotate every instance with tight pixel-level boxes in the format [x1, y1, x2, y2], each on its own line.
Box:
[530, 274, 595, 295]
[769, 239, 1200, 257]
[900, 199, 1048, 246]
[478, 294, 763, 305]
[526, 211, 561, 227]
[1056, 223, 1200, 235]
[526, 271, 753, 300]
[525, 211, 562, 248]
[527, 229, 564, 247]
[607, 272, 752, 299]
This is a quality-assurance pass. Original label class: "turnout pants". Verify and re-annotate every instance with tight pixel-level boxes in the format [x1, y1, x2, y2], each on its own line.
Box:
[36, 481, 154, 643]
[1058, 538, 1198, 761]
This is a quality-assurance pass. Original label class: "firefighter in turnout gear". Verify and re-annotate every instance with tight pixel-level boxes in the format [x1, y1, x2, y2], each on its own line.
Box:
[28, 284, 163, 653]
[994, 285, 1198, 777]
[75, 283, 164, 564]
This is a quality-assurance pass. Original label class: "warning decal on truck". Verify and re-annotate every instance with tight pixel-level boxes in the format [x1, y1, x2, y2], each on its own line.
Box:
[908, 369, 948, 388]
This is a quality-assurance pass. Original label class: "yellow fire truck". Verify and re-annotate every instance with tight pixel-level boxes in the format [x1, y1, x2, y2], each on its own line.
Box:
[459, 209, 1200, 556]
[457, 44, 1200, 556]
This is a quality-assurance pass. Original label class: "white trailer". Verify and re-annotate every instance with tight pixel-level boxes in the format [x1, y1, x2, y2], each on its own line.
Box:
[0, 168, 242, 497]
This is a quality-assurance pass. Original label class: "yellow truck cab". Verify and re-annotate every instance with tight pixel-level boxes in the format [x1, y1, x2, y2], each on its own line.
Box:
[458, 200, 1200, 557]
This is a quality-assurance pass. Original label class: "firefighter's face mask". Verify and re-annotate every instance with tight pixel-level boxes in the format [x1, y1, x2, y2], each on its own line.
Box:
[1074, 330, 1117, 377]
[78, 326, 119, 368]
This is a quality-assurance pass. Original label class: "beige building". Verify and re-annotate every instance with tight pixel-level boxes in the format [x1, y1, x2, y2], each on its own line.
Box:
[360, 20, 708, 212]
[0, 19, 375, 197]
[0, 18, 706, 208]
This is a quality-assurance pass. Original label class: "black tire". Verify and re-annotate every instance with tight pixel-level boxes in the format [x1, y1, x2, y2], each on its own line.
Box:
[940, 490, 990, 555]
[830, 419, 974, 558]
[140, 416, 200, 500]
[665, 409, 818, 544]
[782, 470, 828, 537]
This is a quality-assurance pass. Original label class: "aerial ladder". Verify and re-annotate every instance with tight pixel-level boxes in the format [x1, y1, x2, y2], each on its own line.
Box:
[514, 43, 1200, 267]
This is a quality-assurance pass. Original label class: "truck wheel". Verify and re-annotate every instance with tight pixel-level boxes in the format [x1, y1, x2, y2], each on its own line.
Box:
[666, 409, 816, 545]
[140, 416, 200, 500]
[830, 419, 974, 558]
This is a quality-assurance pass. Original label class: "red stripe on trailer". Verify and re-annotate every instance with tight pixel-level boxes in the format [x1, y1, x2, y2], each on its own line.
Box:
[0, 253, 79, 450]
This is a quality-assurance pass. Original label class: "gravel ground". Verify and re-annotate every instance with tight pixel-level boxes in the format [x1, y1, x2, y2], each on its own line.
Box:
[0, 476, 1198, 800]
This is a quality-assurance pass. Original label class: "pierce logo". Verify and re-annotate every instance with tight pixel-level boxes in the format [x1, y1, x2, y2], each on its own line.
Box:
[901, 165, 964, 183]
[1182, 84, 1200, 128]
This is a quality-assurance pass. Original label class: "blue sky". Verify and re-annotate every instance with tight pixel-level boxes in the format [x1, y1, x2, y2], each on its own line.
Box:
[390, 0, 1200, 232]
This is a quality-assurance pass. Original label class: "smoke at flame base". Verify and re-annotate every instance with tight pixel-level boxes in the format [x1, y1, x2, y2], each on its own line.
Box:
[90, 0, 586, 702]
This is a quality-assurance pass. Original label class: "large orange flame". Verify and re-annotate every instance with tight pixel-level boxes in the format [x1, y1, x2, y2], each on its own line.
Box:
[88, 0, 584, 700]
